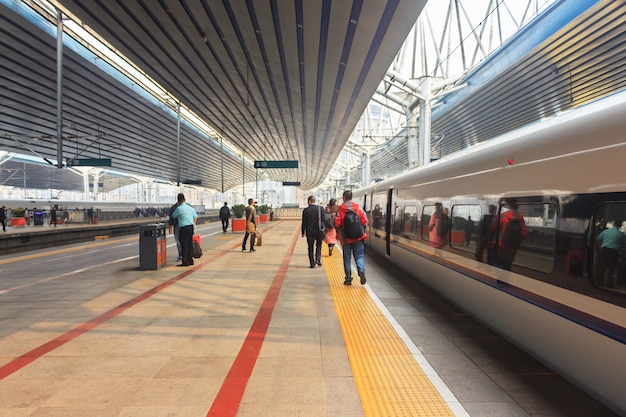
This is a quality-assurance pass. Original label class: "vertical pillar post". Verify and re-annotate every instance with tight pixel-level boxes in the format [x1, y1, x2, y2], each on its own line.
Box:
[220, 136, 224, 193]
[362, 152, 371, 186]
[419, 77, 432, 166]
[176, 102, 181, 186]
[56, 9, 64, 168]
[92, 170, 100, 200]
[406, 106, 419, 169]
[82, 169, 90, 201]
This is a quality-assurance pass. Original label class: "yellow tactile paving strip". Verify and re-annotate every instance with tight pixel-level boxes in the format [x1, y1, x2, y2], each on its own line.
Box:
[324, 245, 456, 417]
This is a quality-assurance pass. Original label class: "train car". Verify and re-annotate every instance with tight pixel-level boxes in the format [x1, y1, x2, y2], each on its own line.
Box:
[352, 91, 626, 415]
[0, 199, 148, 212]
[0, 199, 213, 223]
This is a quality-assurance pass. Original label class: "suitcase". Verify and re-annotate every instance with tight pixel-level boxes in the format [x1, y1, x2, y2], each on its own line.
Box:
[255, 231, 263, 247]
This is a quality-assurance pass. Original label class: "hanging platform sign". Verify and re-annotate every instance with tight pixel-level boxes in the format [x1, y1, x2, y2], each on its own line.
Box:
[67, 158, 112, 167]
[282, 181, 301, 186]
[254, 160, 298, 169]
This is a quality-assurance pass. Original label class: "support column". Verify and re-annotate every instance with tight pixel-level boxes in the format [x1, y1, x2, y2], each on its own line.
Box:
[176, 103, 181, 186]
[406, 106, 419, 169]
[362, 152, 371, 186]
[92, 170, 100, 200]
[419, 77, 432, 166]
[81, 168, 90, 201]
[56, 9, 64, 168]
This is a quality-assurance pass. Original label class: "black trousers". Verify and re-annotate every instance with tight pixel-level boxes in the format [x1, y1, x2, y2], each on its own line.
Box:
[306, 232, 322, 266]
[242, 231, 255, 250]
[221, 218, 229, 232]
[179, 225, 194, 265]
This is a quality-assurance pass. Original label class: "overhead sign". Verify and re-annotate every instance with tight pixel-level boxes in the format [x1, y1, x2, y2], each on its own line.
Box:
[282, 181, 301, 186]
[254, 160, 298, 169]
[67, 158, 112, 167]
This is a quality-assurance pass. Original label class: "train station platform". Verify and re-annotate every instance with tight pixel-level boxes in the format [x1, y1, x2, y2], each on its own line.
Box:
[0, 219, 617, 416]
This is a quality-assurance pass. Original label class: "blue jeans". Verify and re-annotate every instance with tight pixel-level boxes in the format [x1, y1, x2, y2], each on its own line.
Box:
[342, 239, 365, 281]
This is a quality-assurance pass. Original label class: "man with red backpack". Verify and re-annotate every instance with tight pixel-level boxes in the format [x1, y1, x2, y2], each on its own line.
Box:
[492, 199, 528, 271]
[335, 190, 368, 285]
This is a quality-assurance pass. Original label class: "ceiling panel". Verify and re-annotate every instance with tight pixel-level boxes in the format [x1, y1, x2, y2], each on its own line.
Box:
[1, 0, 426, 192]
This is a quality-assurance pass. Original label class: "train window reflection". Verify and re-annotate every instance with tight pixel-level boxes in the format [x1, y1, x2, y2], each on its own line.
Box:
[421, 205, 437, 243]
[503, 203, 557, 273]
[403, 205, 418, 235]
[372, 193, 386, 231]
[450, 205, 481, 253]
[591, 202, 626, 289]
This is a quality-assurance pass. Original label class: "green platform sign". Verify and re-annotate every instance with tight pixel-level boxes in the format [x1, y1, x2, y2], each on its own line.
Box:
[254, 160, 298, 169]
[68, 158, 112, 167]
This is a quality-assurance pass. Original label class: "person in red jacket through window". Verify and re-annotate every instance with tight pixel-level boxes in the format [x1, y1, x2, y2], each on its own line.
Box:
[491, 199, 528, 271]
[335, 190, 368, 286]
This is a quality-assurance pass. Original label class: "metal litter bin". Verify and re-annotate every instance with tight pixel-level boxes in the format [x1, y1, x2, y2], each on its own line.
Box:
[33, 211, 44, 226]
[139, 223, 167, 269]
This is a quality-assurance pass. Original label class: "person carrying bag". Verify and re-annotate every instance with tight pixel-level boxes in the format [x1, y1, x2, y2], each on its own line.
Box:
[242, 198, 257, 252]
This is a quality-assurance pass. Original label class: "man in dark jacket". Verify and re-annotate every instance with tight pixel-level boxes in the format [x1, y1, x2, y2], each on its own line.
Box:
[0, 206, 6, 232]
[301, 195, 324, 268]
[219, 202, 231, 233]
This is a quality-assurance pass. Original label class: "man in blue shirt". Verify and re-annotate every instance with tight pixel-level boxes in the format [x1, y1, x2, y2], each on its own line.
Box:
[596, 219, 625, 288]
[171, 193, 198, 267]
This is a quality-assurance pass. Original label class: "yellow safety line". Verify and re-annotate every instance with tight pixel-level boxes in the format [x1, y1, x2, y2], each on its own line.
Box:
[323, 244, 455, 417]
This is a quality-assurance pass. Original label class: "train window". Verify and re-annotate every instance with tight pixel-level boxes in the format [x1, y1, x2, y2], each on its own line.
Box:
[590, 203, 626, 288]
[421, 205, 436, 242]
[498, 202, 557, 273]
[450, 205, 482, 253]
[402, 205, 418, 235]
[371, 192, 387, 231]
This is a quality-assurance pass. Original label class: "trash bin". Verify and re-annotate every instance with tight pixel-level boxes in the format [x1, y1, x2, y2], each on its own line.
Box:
[33, 211, 44, 226]
[139, 223, 167, 269]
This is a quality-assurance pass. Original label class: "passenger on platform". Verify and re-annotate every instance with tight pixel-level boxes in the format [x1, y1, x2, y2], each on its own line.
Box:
[372, 204, 383, 229]
[62, 208, 69, 224]
[219, 202, 231, 233]
[335, 190, 367, 285]
[596, 219, 625, 288]
[494, 199, 528, 271]
[49, 207, 57, 227]
[171, 193, 198, 267]
[301, 195, 324, 268]
[428, 203, 444, 248]
[167, 202, 182, 262]
[25, 208, 30, 226]
[324, 199, 339, 257]
[87, 207, 94, 224]
[475, 205, 496, 263]
[242, 198, 257, 252]
[0, 206, 6, 232]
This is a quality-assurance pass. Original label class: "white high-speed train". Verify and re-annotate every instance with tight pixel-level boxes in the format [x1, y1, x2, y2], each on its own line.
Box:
[352, 91, 626, 415]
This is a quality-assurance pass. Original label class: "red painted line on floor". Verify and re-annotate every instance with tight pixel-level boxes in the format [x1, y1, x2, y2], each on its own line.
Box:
[206, 228, 300, 417]
[0, 250, 226, 381]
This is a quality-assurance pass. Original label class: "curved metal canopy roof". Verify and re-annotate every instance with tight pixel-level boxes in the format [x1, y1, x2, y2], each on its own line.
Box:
[0, 0, 426, 192]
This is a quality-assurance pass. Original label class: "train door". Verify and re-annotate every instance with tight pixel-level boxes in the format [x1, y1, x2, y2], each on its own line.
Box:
[386, 188, 393, 256]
